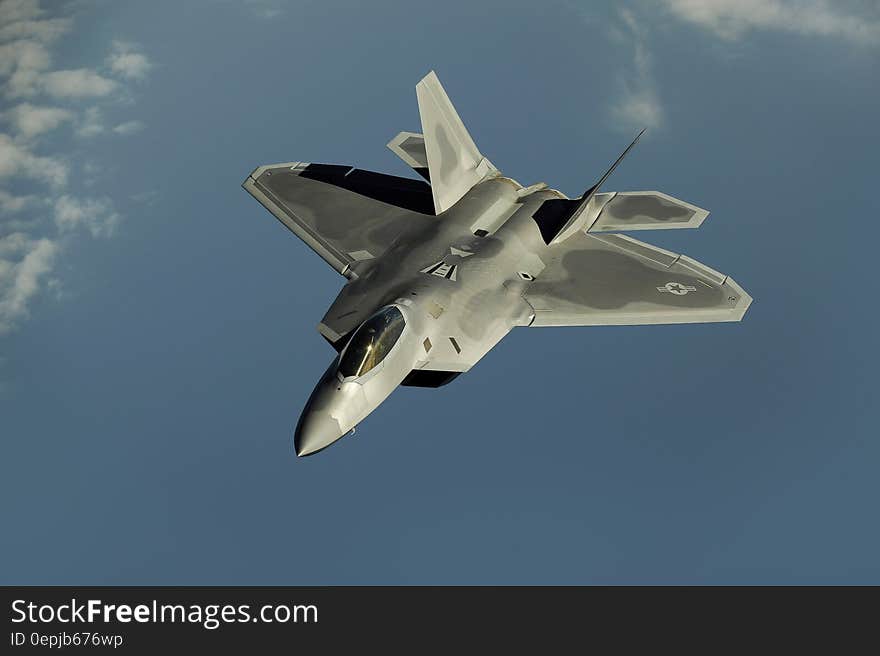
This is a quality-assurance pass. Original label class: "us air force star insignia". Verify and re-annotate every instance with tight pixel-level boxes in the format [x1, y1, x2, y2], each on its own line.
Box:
[657, 281, 697, 295]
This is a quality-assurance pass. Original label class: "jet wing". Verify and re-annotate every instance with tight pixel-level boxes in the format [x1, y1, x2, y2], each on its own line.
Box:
[243, 162, 436, 276]
[386, 131, 431, 181]
[524, 233, 751, 326]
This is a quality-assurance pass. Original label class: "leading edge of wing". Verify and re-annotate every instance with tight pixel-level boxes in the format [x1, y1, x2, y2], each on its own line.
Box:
[525, 233, 752, 327]
[244, 161, 350, 274]
[243, 161, 436, 275]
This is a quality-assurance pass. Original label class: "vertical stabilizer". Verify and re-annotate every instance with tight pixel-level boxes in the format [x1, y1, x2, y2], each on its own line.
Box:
[416, 71, 496, 213]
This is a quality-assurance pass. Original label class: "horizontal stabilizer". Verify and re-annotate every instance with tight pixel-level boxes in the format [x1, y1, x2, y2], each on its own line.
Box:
[387, 131, 431, 181]
[586, 191, 709, 231]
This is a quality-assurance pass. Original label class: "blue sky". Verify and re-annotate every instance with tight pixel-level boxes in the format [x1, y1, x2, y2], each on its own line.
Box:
[1, 0, 878, 584]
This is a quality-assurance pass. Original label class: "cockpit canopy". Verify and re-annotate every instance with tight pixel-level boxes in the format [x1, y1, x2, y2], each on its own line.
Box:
[338, 306, 406, 378]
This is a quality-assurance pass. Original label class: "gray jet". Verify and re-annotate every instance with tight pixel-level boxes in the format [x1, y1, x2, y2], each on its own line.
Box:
[243, 71, 752, 457]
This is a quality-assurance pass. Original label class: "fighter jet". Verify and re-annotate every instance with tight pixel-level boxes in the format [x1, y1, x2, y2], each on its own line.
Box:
[243, 71, 751, 457]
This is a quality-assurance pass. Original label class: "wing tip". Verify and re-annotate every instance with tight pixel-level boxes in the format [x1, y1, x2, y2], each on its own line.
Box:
[245, 161, 306, 185]
[418, 69, 439, 87]
[723, 276, 753, 322]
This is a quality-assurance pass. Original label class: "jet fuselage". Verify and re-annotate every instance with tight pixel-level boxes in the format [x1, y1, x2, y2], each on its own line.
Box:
[294, 176, 555, 455]
[245, 71, 751, 458]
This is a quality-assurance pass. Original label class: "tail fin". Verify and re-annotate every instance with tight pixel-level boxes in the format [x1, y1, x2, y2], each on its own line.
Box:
[532, 129, 645, 244]
[416, 71, 496, 213]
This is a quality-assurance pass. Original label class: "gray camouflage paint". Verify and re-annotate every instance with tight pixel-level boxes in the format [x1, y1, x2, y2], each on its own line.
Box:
[242, 74, 751, 456]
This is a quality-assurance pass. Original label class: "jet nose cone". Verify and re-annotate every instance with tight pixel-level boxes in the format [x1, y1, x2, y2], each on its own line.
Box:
[294, 411, 345, 457]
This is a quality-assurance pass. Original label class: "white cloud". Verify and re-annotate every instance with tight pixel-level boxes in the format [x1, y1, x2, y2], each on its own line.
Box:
[3, 102, 72, 138]
[0, 234, 58, 335]
[0, 190, 36, 214]
[0, 1, 151, 339]
[611, 91, 663, 133]
[46, 276, 64, 298]
[77, 111, 147, 139]
[0, 43, 116, 99]
[609, 9, 663, 133]
[6, 66, 43, 96]
[662, 0, 880, 45]
[0, 38, 51, 74]
[0, 133, 68, 186]
[0, 2, 69, 47]
[0, 47, 116, 100]
[0, 16, 70, 43]
[54, 195, 120, 238]
[107, 41, 152, 80]
[41, 68, 117, 98]
[0, 0, 43, 24]
[112, 119, 145, 135]
[75, 106, 104, 138]
[0, 39, 51, 96]
[0, 231, 33, 256]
